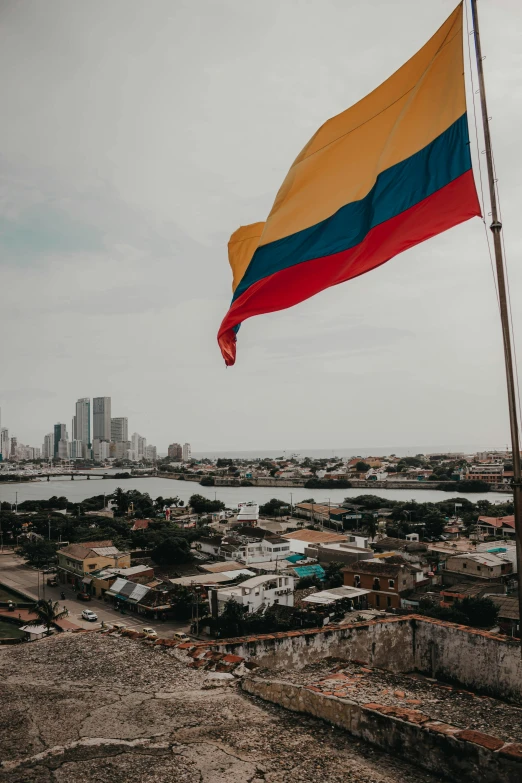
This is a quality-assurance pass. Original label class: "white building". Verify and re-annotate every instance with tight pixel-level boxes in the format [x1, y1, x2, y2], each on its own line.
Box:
[209, 573, 295, 616]
[145, 445, 157, 462]
[42, 432, 54, 461]
[237, 502, 259, 524]
[68, 440, 84, 460]
[129, 432, 146, 461]
[182, 442, 191, 461]
[97, 441, 110, 461]
[221, 535, 292, 564]
[57, 439, 69, 460]
[53, 424, 68, 459]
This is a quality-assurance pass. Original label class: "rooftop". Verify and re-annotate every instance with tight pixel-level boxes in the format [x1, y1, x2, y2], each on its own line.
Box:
[283, 530, 347, 544]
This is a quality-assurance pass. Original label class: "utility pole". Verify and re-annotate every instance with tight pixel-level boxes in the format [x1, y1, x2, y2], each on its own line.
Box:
[471, 0, 522, 653]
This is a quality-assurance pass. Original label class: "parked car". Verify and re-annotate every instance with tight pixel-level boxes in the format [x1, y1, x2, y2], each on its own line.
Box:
[47, 578, 58, 587]
[143, 627, 158, 638]
[112, 623, 127, 632]
[76, 592, 92, 601]
[173, 631, 190, 642]
[81, 609, 98, 622]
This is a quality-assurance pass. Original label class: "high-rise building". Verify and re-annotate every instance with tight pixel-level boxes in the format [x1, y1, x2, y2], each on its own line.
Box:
[168, 443, 182, 460]
[53, 424, 68, 459]
[111, 417, 128, 443]
[0, 428, 9, 462]
[129, 432, 146, 461]
[145, 445, 157, 462]
[72, 398, 91, 458]
[42, 433, 54, 460]
[110, 441, 130, 460]
[69, 440, 84, 460]
[182, 442, 191, 461]
[93, 397, 111, 441]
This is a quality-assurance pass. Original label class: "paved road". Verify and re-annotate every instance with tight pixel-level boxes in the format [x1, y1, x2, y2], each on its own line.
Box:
[0, 553, 192, 637]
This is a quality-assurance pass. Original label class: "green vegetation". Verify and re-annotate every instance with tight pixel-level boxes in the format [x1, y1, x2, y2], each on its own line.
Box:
[17, 539, 58, 568]
[27, 599, 68, 636]
[417, 596, 499, 629]
[259, 498, 290, 517]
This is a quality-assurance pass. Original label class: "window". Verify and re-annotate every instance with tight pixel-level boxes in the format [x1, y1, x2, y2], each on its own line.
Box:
[372, 578, 380, 590]
[387, 596, 392, 608]
[388, 579, 395, 589]
[375, 594, 380, 607]
[88, 564, 96, 571]
[462, 563, 467, 568]
[354, 575, 361, 587]
[477, 566, 481, 571]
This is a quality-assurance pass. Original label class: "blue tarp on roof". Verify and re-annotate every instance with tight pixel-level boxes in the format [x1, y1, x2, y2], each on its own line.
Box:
[286, 553, 305, 563]
[294, 564, 325, 579]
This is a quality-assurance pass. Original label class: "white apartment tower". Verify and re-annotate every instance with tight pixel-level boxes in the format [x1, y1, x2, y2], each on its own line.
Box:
[42, 432, 54, 460]
[182, 442, 191, 461]
[130, 432, 146, 461]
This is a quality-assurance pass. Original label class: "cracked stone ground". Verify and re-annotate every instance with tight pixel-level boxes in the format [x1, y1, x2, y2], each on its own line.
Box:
[0, 634, 443, 783]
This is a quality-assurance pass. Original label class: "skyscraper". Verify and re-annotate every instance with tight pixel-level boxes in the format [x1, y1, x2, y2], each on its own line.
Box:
[72, 398, 91, 458]
[93, 397, 111, 460]
[182, 442, 191, 461]
[0, 428, 9, 462]
[53, 424, 68, 459]
[129, 432, 146, 461]
[42, 432, 54, 460]
[93, 397, 111, 441]
[111, 417, 128, 443]
[168, 443, 182, 460]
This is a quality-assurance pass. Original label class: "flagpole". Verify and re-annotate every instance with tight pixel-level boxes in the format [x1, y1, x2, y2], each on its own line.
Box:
[471, 0, 522, 644]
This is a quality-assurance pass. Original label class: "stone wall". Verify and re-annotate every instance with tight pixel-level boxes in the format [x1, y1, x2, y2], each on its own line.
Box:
[216, 617, 414, 671]
[412, 616, 522, 703]
[198, 615, 521, 703]
[242, 677, 522, 783]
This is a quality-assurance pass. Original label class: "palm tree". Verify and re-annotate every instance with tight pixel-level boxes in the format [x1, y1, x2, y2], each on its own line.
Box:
[28, 599, 68, 637]
[362, 514, 378, 541]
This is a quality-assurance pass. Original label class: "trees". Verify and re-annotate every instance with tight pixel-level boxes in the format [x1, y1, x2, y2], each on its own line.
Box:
[17, 539, 58, 568]
[28, 599, 68, 636]
[259, 498, 289, 517]
[200, 476, 215, 486]
[362, 514, 377, 540]
[417, 596, 499, 629]
[151, 534, 193, 565]
[188, 494, 225, 514]
[355, 461, 371, 472]
[423, 515, 445, 539]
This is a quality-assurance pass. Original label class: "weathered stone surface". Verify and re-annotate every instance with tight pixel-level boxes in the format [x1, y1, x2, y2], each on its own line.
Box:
[0, 634, 442, 783]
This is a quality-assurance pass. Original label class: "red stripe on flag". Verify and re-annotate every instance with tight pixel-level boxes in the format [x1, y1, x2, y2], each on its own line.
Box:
[218, 170, 481, 366]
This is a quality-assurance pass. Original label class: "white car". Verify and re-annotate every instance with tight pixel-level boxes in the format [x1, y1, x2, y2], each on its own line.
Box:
[82, 609, 98, 622]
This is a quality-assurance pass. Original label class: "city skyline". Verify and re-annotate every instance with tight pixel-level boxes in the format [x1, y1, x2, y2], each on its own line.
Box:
[0, 400, 186, 463]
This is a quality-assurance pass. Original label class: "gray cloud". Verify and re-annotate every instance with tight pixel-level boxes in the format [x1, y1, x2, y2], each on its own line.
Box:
[0, 0, 521, 451]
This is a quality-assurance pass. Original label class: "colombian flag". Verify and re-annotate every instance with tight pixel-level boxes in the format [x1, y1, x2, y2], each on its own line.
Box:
[218, 3, 480, 366]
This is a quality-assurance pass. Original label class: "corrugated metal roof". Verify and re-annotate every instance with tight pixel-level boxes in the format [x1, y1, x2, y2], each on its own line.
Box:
[119, 582, 137, 598]
[91, 546, 120, 556]
[130, 583, 150, 603]
[108, 577, 127, 594]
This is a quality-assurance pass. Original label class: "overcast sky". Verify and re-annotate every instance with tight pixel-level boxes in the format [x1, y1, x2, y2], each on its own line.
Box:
[1, 0, 522, 454]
